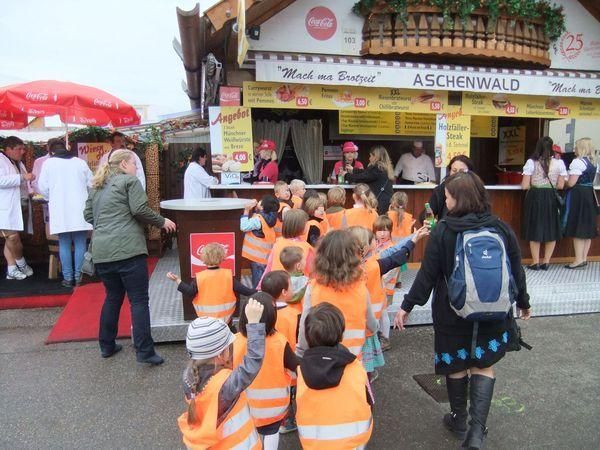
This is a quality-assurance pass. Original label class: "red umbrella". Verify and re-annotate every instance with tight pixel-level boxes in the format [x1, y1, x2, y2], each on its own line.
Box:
[0, 80, 141, 129]
[0, 110, 28, 130]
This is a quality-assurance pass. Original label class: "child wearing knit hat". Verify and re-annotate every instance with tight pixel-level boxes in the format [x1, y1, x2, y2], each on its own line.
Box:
[177, 299, 265, 449]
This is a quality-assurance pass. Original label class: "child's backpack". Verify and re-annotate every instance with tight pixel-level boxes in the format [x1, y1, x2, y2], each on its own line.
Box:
[446, 226, 516, 321]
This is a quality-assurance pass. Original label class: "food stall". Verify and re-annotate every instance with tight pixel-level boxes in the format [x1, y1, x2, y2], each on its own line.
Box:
[176, 0, 600, 262]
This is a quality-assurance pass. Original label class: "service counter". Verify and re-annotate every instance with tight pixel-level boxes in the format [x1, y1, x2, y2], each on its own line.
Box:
[210, 183, 600, 263]
[160, 198, 253, 320]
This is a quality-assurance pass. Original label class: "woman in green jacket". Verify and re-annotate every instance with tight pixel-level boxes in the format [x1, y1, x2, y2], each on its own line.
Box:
[85, 149, 176, 365]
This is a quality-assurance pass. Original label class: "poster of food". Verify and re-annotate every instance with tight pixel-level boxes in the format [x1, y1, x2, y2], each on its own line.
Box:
[435, 112, 471, 168]
[498, 126, 526, 166]
[462, 92, 600, 119]
[208, 106, 254, 173]
[77, 142, 112, 172]
[244, 81, 450, 114]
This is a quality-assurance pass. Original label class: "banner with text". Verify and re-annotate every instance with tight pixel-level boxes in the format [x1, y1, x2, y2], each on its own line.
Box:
[435, 113, 471, 167]
[208, 106, 253, 173]
[244, 81, 449, 114]
[77, 142, 112, 173]
[255, 58, 600, 99]
[462, 92, 600, 119]
[339, 111, 496, 138]
[498, 126, 526, 166]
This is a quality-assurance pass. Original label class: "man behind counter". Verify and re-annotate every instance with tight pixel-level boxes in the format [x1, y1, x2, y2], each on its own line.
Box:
[394, 140, 436, 184]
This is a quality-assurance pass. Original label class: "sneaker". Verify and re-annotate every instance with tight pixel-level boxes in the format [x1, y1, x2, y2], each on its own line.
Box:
[16, 263, 33, 277]
[61, 279, 74, 288]
[137, 354, 164, 366]
[6, 267, 27, 280]
[279, 417, 297, 434]
[101, 344, 123, 358]
[379, 334, 391, 352]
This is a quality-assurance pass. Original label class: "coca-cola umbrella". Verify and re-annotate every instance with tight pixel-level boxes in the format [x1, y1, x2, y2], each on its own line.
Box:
[0, 80, 141, 133]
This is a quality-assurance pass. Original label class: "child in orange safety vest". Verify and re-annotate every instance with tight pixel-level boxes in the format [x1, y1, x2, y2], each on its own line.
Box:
[273, 181, 292, 238]
[289, 179, 306, 209]
[303, 195, 330, 247]
[167, 243, 256, 324]
[241, 194, 280, 288]
[233, 293, 298, 450]
[325, 186, 347, 230]
[177, 299, 265, 450]
[347, 225, 428, 381]
[296, 302, 374, 450]
[345, 183, 378, 230]
[261, 270, 302, 435]
[278, 246, 309, 316]
[388, 191, 416, 243]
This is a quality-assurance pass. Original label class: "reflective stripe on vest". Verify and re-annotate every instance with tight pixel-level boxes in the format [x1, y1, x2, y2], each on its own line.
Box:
[242, 215, 275, 265]
[249, 404, 289, 419]
[299, 418, 372, 441]
[343, 329, 366, 356]
[229, 429, 260, 450]
[246, 387, 290, 400]
[371, 302, 383, 313]
[194, 301, 237, 314]
[222, 405, 253, 438]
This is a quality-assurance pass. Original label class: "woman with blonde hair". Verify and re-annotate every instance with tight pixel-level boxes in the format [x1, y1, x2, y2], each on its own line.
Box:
[563, 138, 598, 269]
[343, 145, 394, 214]
[85, 149, 176, 365]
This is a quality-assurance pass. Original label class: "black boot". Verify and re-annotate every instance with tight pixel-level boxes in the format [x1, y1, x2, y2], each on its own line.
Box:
[462, 374, 495, 449]
[443, 375, 469, 439]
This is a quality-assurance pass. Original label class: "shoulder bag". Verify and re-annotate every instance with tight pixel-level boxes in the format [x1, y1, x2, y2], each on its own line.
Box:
[80, 184, 111, 276]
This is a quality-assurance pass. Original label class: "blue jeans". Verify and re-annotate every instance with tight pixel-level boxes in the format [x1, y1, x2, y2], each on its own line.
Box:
[96, 255, 155, 359]
[250, 262, 266, 288]
[58, 231, 88, 281]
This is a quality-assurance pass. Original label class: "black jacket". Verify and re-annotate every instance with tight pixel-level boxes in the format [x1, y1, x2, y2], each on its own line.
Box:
[402, 212, 530, 335]
[345, 165, 393, 215]
[419, 182, 448, 223]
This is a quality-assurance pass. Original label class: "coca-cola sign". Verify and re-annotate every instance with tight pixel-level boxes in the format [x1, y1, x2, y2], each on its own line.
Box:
[25, 92, 49, 102]
[219, 86, 241, 106]
[305, 6, 337, 41]
[93, 98, 112, 108]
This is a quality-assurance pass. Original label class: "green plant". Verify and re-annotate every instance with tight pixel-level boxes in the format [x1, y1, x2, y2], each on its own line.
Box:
[67, 126, 111, 143]
[352, 0, 566, 42]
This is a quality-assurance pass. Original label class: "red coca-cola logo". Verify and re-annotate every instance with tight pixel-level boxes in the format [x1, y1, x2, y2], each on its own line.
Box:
[305, 6, 337, 41]
[25, 92, 48, 102]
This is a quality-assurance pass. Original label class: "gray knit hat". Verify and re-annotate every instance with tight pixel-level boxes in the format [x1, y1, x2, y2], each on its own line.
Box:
[186, 317, 236, 360]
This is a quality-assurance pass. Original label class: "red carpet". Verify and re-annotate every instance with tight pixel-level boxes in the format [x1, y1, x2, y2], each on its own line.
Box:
[45, 257, 158, 344]
[0, 294, 71, 310]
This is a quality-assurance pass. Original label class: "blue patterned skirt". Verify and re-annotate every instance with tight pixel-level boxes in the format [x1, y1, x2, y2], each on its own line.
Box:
[361, 334, 385, 373]
[433, 328, 510, 375]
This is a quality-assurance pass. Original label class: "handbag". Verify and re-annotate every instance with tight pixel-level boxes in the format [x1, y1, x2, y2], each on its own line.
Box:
[80, 184, 111, 276]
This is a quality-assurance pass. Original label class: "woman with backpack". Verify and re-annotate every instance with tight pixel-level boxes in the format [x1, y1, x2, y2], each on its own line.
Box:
[394, 171, 531, 450]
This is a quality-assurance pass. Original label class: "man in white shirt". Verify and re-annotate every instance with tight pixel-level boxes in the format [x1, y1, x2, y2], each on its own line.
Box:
[98, 131, 146, 189]
[394, 140, 437, 184]
[183, 147, 218, 199]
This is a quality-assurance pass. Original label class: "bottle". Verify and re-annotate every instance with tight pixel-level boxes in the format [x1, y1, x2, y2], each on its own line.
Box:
[424, 202, 436, 229]
[337, 171, 345, 185]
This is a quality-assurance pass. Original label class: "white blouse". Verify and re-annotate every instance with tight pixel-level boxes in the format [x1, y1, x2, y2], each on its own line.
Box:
[522, 158, 567, 186]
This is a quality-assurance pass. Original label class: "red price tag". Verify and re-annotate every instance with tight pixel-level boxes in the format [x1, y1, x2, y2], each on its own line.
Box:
[354, 97, 367, 108]
[232, 152, 248, 163]
[430, 101, 441, 111]
[505, 104, 517, 115]
[558, 106, 569, 116]
[296, 96, 309, 107]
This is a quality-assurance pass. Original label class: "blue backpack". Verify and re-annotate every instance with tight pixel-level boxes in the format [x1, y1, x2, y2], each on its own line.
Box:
[446, 226, 516, 321]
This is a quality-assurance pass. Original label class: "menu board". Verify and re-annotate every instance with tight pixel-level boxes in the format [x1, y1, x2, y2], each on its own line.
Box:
[435, 113, 472, 167]
[339, 111, 496, 138]
[243, 81, 450, 114]
[462, 92, 600, 119]
[498, 126, 526, 166]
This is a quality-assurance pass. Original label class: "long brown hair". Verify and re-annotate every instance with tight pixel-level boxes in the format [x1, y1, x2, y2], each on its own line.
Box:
[445, 171, 490, 217]
[388, 191, 408, 226]
[353, 183, 378, 212]
[313, 230, 363, 290]
[369, 146, 395, 180]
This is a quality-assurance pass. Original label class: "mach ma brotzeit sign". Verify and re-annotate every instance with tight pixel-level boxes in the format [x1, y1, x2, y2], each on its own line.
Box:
[255, 58, 600, 99]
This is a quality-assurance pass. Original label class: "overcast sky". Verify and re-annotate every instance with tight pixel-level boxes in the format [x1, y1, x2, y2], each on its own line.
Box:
[2, 0, 221, 122]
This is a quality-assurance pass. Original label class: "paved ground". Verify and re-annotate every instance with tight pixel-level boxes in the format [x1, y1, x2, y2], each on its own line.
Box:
[1, 308, 598, 449]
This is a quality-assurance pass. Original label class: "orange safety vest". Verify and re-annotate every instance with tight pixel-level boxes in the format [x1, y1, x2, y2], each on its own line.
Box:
[364, 255, 386, 332]
[308, 280, 368, 356]
[291, 195, 303, 209]
[270, 238, 313, 273]
[296, 359, 373, 450]
[177, 369, 261, 450]
[233, 332, 292, 427]
[376, 241, 400, 296]
[276, 304, 300, 352]
[326, 209, 347, 230]
[193, 269, 236, 322]
[345, 207, 378, 230]
[273, 202, 290, 238]
[306, 217, 329, 242]
[242, 214, 276, 265]
[388, 211, 415, 241]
